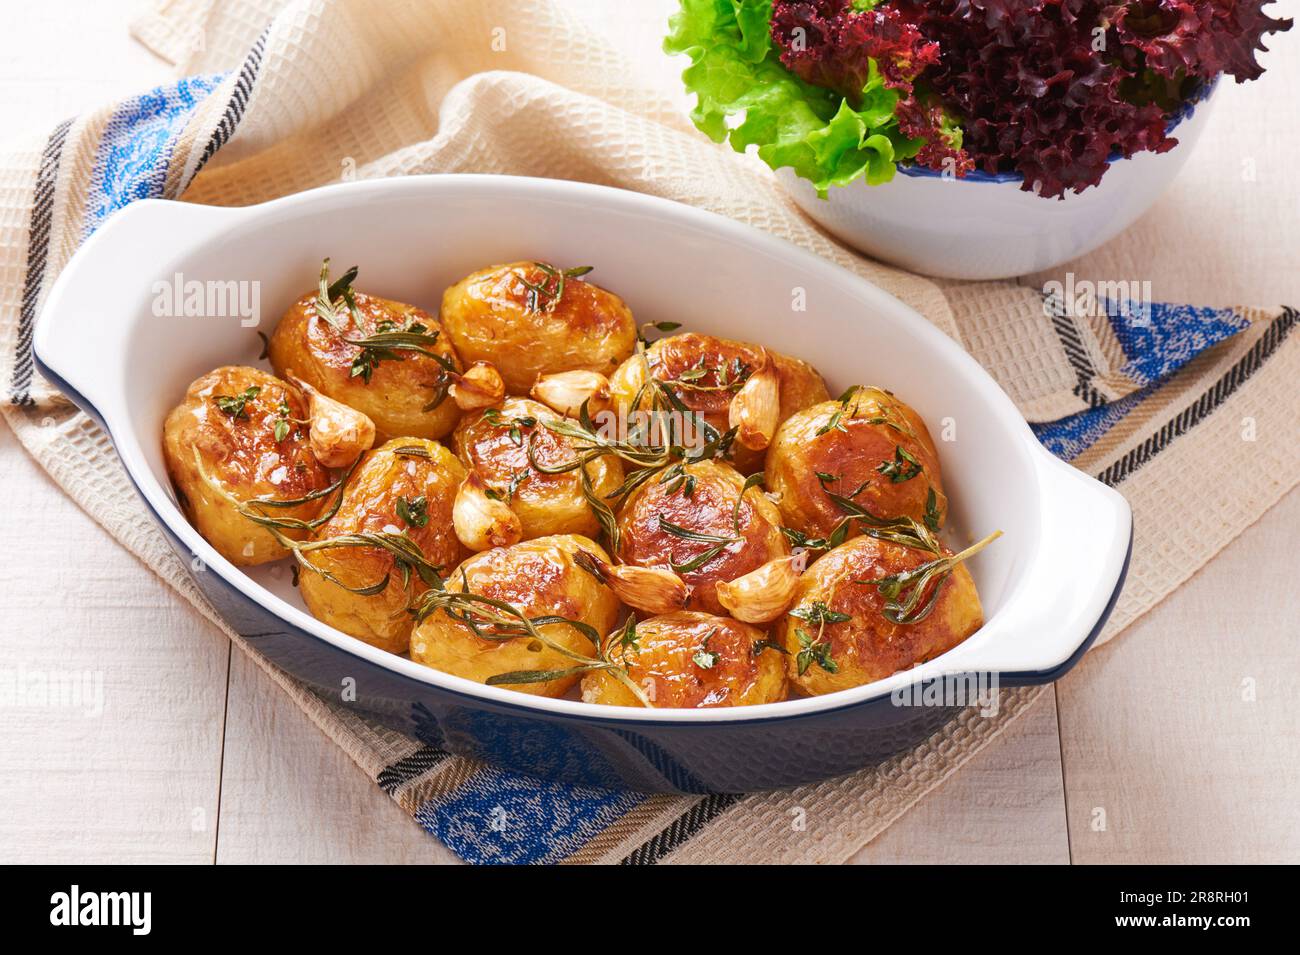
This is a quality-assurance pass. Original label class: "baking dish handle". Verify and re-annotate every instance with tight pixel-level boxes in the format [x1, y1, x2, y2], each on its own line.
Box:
[32, 199, 238, 416]
[940, 444, 1132, 683]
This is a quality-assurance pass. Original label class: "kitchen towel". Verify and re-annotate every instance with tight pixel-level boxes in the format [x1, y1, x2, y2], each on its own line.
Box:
[1, 0, 1296, 864]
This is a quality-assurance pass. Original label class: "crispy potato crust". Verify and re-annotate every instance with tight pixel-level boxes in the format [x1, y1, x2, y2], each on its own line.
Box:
[616, 460, 788, 615]
[298, 438, 466, 654]
[440, 262, 637, 394]
[765, 387, 948, 541]
[608, 332, 829, 472]
[163, 365, 330, 566]
[409, 535, 620, 697]
[581, 611, 786, 708]
[778, 535, 983, 696]
[268, 289, 461, 441]
[453, 397, 623, 541]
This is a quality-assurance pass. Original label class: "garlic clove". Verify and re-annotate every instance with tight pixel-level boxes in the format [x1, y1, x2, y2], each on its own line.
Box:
[453, 471, 522, 551]
[450, 361, 506, 411]
[530, 370, 612, 418]
[579, 552, 691, 615]
[292, 375, 376, 468]
[729, 349, 780, 451]
[715, 554, 802, 623]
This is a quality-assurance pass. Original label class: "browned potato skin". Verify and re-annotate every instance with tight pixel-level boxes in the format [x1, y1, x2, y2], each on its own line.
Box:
[582, 611, 786, 708]
[453, 397, 623, 541]
[410, 535, 620, 697]
[298, 438, 466, 654]
[163, 366, 330, 566]
[439, 262, 637, 394]
[608, 332, 829, 473]
[778, 535, 983, 696]
[268, 290, 461, 442]
[616, 460, 789, 616]
[766, 388, 947, 541]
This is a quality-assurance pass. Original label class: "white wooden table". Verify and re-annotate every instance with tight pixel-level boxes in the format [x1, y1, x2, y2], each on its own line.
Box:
[2, 0, 1296, 864]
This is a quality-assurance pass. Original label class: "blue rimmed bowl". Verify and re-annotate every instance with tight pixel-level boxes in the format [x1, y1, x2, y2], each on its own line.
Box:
[32, 175, 1130, 793]
[778, 82, 1219, 280]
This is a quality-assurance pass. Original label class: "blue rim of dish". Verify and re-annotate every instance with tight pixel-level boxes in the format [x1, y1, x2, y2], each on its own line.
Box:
[33, 351, 1131, 729]
[897, 75, 1220, 183]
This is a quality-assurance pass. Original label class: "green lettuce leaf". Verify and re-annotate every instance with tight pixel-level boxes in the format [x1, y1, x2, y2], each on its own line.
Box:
[664, 0, 919, 196]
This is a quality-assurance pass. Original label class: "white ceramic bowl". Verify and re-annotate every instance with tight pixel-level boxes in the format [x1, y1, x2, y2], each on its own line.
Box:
[32, 175, 1132, 791]
[779, 86, 1217, 280]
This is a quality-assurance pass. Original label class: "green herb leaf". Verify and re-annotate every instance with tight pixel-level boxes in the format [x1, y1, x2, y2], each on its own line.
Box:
[876, 445, 923, 483]
[214, 386, 260, 420]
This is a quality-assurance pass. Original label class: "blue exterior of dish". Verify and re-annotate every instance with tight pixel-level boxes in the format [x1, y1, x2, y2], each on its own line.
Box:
[35, 357, 1131, 795]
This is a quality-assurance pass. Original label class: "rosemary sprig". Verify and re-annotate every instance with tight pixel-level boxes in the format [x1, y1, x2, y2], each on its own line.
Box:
[656, 514, 739, 575]
[780, 518, 850, 554]
[313, 258, 358, 332]
[519, 262, 593, 313]
[923, 486, 943, 533]
[858, 530, 1002, 625]
[732, 472, 764, 534]
[411, 585, 651, 706]
[818, 472, 940, 554]
[876, 445, 923, 483]
[345, 321, 447, 384]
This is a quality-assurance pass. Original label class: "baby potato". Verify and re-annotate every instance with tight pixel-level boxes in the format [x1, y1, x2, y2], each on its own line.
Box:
[440, 262, 637, 394]
[617, 460, 789, 616]
[581, 611, 786, 708]
[298, 438, 465, 654]
[453, 396, 623, 543]
[268, 283, 461, 441]
[608, 332, 829, 472]
[163, 365, 331, 566]
[409, 535, 620, 697]
[765, 386, 947, 541]
[777, 534, 984, 697]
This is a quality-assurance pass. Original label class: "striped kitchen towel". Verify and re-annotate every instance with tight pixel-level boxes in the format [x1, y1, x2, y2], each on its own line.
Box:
[1, 0, 1296, 864]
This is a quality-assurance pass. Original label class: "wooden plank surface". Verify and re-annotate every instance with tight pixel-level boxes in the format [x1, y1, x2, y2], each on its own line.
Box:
[0, 424, 230, 863]
[1057, 487, 1300, 865]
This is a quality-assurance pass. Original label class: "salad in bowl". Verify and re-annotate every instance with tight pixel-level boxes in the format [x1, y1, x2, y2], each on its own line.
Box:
[665, 0, 1292, 277]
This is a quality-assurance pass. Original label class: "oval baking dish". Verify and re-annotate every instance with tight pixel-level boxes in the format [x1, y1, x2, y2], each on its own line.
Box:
[32, 175, 1131, 793]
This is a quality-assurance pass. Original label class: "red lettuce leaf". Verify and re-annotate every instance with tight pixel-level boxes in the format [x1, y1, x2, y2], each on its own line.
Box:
[771, 1, 972, 175]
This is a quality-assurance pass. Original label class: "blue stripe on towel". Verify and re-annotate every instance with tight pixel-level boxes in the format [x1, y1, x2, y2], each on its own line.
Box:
[1109, 301, 1250, 387]
[413, 766, 644, 865]
[83, 73, 227, 238]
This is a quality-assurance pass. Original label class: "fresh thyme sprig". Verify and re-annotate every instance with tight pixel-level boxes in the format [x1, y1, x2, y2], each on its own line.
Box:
[858, 530, 1002, 625]
[313, 258, 359, 332]
[410, 584, 651, 706]
[345, 321, 450, 384]
[519, 263, 593, 313]
[213, 386, 260, 420]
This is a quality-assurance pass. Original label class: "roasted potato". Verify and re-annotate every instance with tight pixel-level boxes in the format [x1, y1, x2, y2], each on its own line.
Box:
[298, 438, 466, 654]
[268, 281, 462, 441]
[581, 611, 786, 708]
[453, 396, 623, 543]
[409, 535, 620, 697]
[616, 459, 789, 616]
[163, 365, 331, 566]
[440, 262, 637, 394]
[777, 534, 983, 696]
[766, 386, 947, 541]
[608, 332, 829, 472]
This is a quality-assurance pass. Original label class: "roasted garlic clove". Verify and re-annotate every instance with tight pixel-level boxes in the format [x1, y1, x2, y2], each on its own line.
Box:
[729, 349, 780, 451]
[450, 361, 506, 411]
[530, 370, 613, 418]
[580, 553, 691, 615]
[453, 471, 522, 551]
[292, 375, 376, 468]
[715, 554, 803, 623]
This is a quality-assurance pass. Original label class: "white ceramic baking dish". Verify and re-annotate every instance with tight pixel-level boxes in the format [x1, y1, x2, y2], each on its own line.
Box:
[33, 175, 1131, 792]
